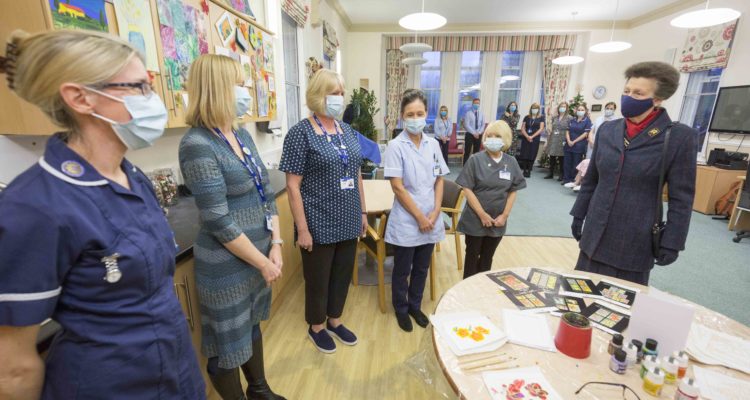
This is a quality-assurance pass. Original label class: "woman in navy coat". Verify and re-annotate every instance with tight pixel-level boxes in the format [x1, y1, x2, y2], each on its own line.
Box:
[570, 62, 697, 285]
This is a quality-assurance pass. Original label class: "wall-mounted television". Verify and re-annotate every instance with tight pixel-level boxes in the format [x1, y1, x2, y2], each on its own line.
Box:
[709, 85, 750, 134]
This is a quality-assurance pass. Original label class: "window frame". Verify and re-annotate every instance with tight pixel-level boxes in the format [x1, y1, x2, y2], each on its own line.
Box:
[420, 51, 442, 132]
[281, 12, 301, 132]
[495, 51, 524, 120]
[457, 51, 483, 131]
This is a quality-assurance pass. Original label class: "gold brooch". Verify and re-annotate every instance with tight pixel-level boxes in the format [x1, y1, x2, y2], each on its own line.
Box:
[648, 128, 660, 137]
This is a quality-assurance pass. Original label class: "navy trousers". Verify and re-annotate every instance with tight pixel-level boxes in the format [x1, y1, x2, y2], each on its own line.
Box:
[563, 151, 585, 183]
[392, 243, 435, 314]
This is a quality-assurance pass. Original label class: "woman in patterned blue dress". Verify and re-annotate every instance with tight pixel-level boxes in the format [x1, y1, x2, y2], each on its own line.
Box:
[179, 55, 285, 400]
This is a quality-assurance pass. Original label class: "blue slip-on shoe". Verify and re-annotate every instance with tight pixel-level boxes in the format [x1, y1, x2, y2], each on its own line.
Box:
[308, 326, 336, 353]
[326, 320, 358, 346]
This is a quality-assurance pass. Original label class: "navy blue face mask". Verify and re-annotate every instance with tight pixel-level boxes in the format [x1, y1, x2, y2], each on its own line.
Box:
[621, 95, 654, 118]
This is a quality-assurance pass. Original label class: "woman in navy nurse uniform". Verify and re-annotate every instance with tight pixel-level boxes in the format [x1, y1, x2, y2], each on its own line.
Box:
[0, 30, 204, 398]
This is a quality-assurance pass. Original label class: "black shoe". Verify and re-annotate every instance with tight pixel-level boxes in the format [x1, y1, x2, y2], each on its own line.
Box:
[409, 309, 430, 328]
[523, 171, 531, 178]
[557, 177, 563, 182]
[544, 174, 553, 179]
[241, 334, 287, 400]
[396, 312, 413, 332]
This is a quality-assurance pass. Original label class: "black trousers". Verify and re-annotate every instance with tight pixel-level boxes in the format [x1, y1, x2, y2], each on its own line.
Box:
[301, 239, 357, 325]
[463, 134, 482, 164]
[438, 139, 449, 165]
[547, 156, 563, 177]
[463, 235, 503, 279]
[392, 243, 435, 314]
[574, 251, 651, 285]
[563, 151, 585, 183]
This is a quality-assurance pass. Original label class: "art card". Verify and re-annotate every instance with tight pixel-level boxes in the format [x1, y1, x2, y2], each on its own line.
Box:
[48, 0, 109, 32]
[503, 290, 557, 313]
[526, 268, 562, 293]
[550, 295, 587, 316]
[156, 0, 208, 90]
[483, 366, 563, 400]
[267, 89, 277, 120]
[581, 301, 631, 335]
[263, 40, 274, 72]
[256, 78, 268, 117]
[218, 0, 255, 20]
[595, 279, 639, 309]
[240, 55, 253, 86]
[248, 25, 260, 50]
[215, 12, 235, 45]
[559, 274, 602, 299]
[486, 271, 533, 293]
[114, 0, 160, 72]
[235, 24, 249, 51]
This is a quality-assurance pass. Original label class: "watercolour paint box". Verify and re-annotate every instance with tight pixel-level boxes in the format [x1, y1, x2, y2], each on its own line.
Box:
[483, 366, 563, 400]
[502, 290, 557, 313]
[559, 274, 602, 299]
[526, 268, 562, 293]
[486, 271, 533, 293]
[581, 300, 631, 335]
[595, 279, 640, 309]
[550, 295, 587, 316]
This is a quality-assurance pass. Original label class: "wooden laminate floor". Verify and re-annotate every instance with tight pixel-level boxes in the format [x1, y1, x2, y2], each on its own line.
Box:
[255, 236, 579, 400]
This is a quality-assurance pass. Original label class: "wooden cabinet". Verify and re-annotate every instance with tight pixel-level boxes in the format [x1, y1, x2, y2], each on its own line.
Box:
[694, 165, 745, 214]
[269, 192, 302, 315]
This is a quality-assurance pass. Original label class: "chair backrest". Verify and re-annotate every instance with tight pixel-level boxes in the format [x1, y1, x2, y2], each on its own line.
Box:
[448, 123, 458, 150]
[442, 179, 463, 209]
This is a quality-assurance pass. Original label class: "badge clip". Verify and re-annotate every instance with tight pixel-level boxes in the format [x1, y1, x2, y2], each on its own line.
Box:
[101, 253, 122, 283]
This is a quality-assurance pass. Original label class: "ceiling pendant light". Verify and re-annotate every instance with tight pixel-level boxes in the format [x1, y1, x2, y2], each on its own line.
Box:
[399, 0, 447, 31]
[670, 0, 740, 28]
[400, 42, 432, 53]
[402, 57, 429, 65]
[589, 0, 632, 53]
[552, 12, 584, 65]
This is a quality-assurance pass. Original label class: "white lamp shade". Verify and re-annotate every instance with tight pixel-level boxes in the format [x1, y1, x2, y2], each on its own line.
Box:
[670, 8, 741, 28]
[589, 41, 632, 53]
[500, 75, 520, 81]
[552, 55, 584, 65]
[399, 42, 433, 53]
[402, 56, 428, 65]
[399, 12, 447, 31]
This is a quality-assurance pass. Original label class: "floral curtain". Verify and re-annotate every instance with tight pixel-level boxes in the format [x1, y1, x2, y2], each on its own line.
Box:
[679, 20, 738, 73]
[385, 50, 408, 136]
[282, 0, 309, 27]
[542, 49, 573, 133]
[322, 20, 339, 61]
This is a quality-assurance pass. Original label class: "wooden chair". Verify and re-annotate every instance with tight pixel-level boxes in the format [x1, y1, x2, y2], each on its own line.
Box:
[354, 212, 437, 313]
[441, 180, 465, 270]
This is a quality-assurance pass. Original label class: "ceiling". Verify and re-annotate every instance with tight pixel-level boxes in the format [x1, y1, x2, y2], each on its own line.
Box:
[336, 0, 692, 26]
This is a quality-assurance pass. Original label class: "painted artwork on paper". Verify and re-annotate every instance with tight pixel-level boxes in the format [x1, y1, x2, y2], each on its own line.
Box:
[113, 0, 159, 72]
[483, 367, 563, 400]
[256, 77, 269, 118]
[48, 0, 109, 32]
[156, 0, 209, 90]
[218, 0, 255, 20]
[215, 12, 235, 45]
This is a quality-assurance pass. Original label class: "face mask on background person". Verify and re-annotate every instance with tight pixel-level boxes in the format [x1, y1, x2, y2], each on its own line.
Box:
[531, 108, 539, 115]
[325, 95, 345, 119]
[484, 137, 504, 153]
[559, 106, 567, 114]
[86, 87, 168, 150]
[472, 103, 480, 111]
[440, 110, 447, 117]
[621, 95, 654, 118]
[509, 105, 517, 112]
[404, 118, 426, 135]
[605, 109, 615, 118]
[576, 110, 586, 118]
[235, 86, 251, 117]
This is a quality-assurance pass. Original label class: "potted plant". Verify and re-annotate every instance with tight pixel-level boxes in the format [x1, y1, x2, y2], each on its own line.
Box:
[348, 88, 380, 179]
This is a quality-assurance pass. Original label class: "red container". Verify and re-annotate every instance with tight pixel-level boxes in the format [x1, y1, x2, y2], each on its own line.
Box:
[554, 312, 592, 359]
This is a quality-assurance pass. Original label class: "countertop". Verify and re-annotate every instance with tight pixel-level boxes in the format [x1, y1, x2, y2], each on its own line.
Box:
[37, 169, 288, 351]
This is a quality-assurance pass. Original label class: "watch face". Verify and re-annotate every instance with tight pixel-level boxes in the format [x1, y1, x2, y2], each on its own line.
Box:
[594, 86, 607, 99]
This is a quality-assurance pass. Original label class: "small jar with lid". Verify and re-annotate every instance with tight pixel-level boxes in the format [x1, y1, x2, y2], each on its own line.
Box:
[640, 355, 658, 379]
[610, 348, 627, 374]
[644, 338, 659, 357]
[643, 367, 665, 396]
[673, 350, 689, 379]
[674, 377, 700, 400]
[631, 339, 644, 363]
[624, 343, 638, 369]
[662, 356, 680, 384]
[608, 334, 624, 355]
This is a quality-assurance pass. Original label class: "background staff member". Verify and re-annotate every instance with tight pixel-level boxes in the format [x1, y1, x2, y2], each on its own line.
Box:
[463, 98, 485, 164]
[546, 102, 571, 181]
[179, 55, 285, 400]
[0, 30, 204, 398]
[589, 101, 618, 159]
[563, 105, 592, 187]
[571, 61, 697, 285]
[518, 103, 545, 177]
[434, 105, 452, 164]
[280, 69, 366, 354]
[500, 101, 521, 157]
[384, 89, 449, 333]
[456, 120, 526, 279]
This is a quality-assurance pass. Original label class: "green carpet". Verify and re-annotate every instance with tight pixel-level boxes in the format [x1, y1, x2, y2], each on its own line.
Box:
[443, 165, 750, 326]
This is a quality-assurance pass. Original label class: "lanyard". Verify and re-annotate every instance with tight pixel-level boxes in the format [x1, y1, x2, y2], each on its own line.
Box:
[313, 114, 349, 172]
[443, 118, 450, 131]
[213, 128, 269, 211]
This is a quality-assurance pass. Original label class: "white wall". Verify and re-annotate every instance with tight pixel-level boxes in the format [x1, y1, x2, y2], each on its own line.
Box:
[344, 32, 385, 131]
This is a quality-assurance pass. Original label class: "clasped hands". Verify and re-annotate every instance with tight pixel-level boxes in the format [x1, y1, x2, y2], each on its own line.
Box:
[480, 211, 507, 228]
[418, 209, 443, 233]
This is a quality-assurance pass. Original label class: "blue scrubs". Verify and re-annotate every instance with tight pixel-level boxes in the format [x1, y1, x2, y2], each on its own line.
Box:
[0, 135, 205, 399]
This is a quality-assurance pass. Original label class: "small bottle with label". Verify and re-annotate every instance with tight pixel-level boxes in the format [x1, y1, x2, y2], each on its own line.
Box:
[674, 377, 700, 400]
[643, 367, 665, 397]
[640, 355, 658, 379]
[662, 356, 680, 384]
[644, 338, 659, 357]
[608, 334, 624, 355]
[610, 348, 627, 374]
[631, 339, 644, 363]
[624, 343, 638, 369]
[673, 351, 689, 379]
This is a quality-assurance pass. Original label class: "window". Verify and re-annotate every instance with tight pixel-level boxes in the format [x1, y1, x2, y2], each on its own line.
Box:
[679, 68, 723, 151]
[495, 51, 524, 119]
[282, 13, 301, 130]
[457, 51, 482, 130]
[420, 51, 441, 131]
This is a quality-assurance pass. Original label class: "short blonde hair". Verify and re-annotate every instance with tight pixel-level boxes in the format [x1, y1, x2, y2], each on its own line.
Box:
[483, 120, 512, 151]
[185, 54, 243, 128]
[1, 29, 138, 134]
[306, 69, 344, 116]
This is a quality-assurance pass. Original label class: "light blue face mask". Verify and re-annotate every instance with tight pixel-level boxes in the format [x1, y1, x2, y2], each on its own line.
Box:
[509, 105, 517, 112]
[605, 109, 615, 118]
[472, 103, 480, 111]
[576, 110, 586, 118]
[87, 87, 168, 150]
[484, 137, 504, 152]
[235, 86, 252, 117]
[559, 107, 567, 114]
[325, 95, 344, 119]
[404, 118, 426, 135]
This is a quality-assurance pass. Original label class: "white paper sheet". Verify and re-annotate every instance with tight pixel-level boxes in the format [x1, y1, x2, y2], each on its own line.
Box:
[483, 366, 563, 400]
[502, 309, 556, 352]
[627, 291, 694, 357]
[692, 365, 750, 400]
[686, 323, 750, 374]
[431, 312, 508, 356]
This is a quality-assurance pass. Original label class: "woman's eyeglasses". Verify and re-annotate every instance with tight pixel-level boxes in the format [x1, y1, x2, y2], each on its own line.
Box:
[575, 381, 642, 400]
[93, 82, 153, 97]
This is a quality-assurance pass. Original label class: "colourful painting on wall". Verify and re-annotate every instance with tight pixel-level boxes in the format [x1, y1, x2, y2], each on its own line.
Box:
[218, 0, 255, 20]
[156, 0, 209, 90]
[113, 0, 159, 72]
[48, 0, 109, 32]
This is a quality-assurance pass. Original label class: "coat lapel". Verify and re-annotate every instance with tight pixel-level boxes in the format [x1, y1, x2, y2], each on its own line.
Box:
[625, 111, 672, 151]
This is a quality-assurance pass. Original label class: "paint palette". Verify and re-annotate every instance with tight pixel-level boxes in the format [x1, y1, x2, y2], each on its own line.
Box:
[581, 301, 631, 335]
[526, 268, 562, 292]
[550, 295, 587, 315]
[486, 271, 533, 293]
[559, 274, 602, 299]
[595, 279, 639, 309]
[503, 290, 557, 313]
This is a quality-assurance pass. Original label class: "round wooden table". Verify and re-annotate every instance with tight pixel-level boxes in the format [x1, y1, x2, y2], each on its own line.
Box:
[431, 267, 750, 399]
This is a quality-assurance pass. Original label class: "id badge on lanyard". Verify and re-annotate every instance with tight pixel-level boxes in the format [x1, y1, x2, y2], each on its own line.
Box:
[314, 115, 353, 190]
[433, 153, 441, 177]
[498, 154, 511, 180]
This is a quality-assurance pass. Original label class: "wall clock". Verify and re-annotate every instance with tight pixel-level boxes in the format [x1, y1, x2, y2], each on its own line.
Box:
[593, 85, 607, 99]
